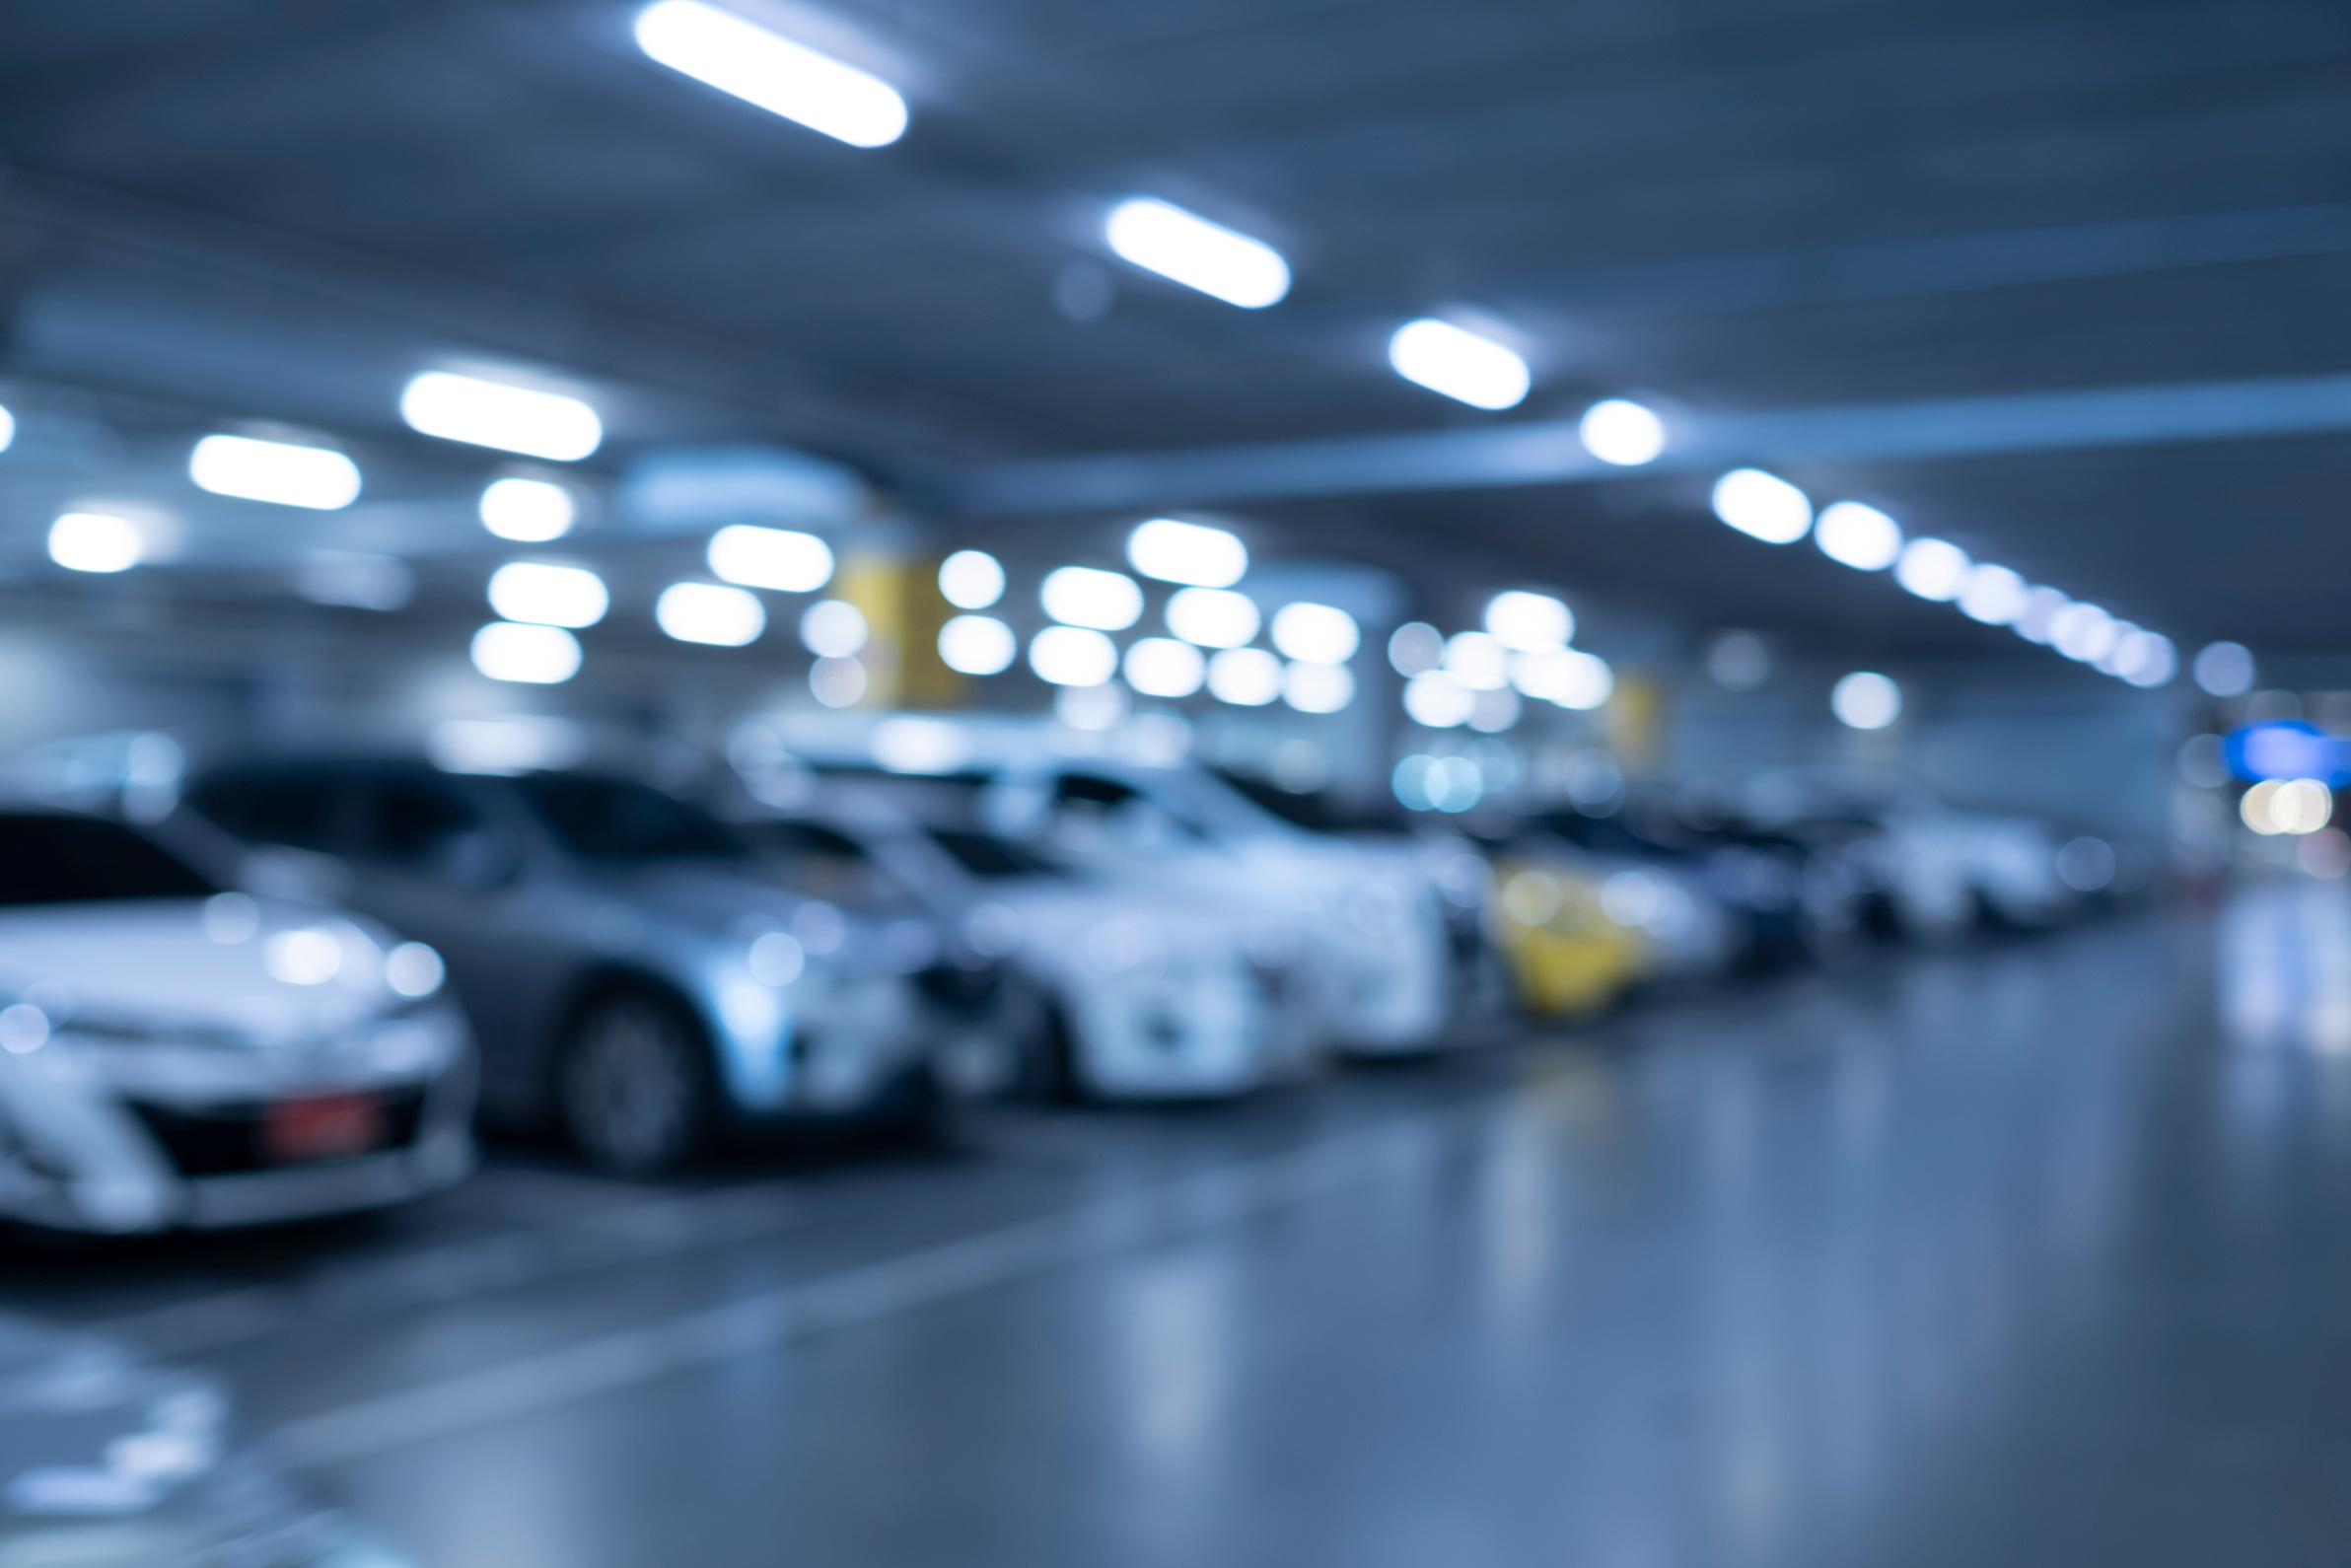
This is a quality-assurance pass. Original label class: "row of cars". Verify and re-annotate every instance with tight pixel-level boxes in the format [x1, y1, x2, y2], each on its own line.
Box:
[0, 720, 2120, 1243]
[1476, 767, 2133, 1016]
[0, 728, 1475, 1241]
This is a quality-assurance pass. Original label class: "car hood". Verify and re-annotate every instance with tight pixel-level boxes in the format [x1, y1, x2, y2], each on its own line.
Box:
[580, 862, 940, 974]
[0, 898, 401, 1044]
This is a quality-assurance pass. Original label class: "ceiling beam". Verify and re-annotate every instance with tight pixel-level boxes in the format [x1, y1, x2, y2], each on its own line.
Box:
[949, 371, 2351, 517]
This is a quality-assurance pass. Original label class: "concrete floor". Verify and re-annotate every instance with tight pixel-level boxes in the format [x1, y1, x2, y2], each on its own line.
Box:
[10, 890, 2351, 1567]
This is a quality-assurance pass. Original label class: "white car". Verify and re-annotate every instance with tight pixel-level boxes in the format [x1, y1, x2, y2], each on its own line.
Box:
[732, 717, 1460, 1059]
[1, 1311, 411, 1565]
[0, 808, 474, 1235]
[1734, 768, 2074, 936]
[736, 782, 1324, 1101]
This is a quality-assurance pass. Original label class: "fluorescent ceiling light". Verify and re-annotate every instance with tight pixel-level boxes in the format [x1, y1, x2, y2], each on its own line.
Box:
[1166, 586, 1258, 648]
[2115, 631, 2177, 688]
[48, 513, 141, 573]
[658, 582, 767, 646]
[800, 599, 868, 657]
[1282, 660, 1354, 714]
[708, 524, 833, 592]
[1029, 626, 1118, 686]
[2014, 587, 2067, 644]
[1814, 501, 1902, 570]
[487, 562, 608, 628]
[938, 549, 1004, 609]
[480, 477, 577, 541]
[1578, 399, 1665, 465]
[1388, 319, 1530, 410]
[1831, 672, 1901, 730]
[1127, 519, 1247, 587]
[938, 614, 1016, 676]
[1957, 564, 2029, 625]
[1104, 197, 1290, 309]
[1402, 671, 1474, 728]
[0, 404, 18, 453]
[2050, 602, 2117, 663]
[1484, 591, 1572, 653]
[1711, 468, 1813, 544]
[1270, 602, 1359, 664]
[2193, 641, 2254, 696]
[400, 372, 602, 461]
[1123, 637, 1206, 698]
[1387, 622, 1444, 677]
[635, 0, 907, 148]
[1515, 648, 1612, 710]
[471, 621, 581, 683]
[1041, 566, 1143, 630]
[1893, 537, 1970, 601]
[189, 434, 361, 510]
[1442, 630, 1509, 691]
[1205, 647, 1281, 706]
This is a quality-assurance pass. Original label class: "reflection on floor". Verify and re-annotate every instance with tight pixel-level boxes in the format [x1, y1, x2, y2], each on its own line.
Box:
[11, 895, 2351, 1567]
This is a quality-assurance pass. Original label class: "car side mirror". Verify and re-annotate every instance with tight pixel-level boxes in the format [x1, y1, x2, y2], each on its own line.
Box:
[435, 827, 523, 889]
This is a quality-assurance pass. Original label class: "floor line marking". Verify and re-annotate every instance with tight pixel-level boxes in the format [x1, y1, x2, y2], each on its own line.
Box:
[268, 1102, 1490, 1469]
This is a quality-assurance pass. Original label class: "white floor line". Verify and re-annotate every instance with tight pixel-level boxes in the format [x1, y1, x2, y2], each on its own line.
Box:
[269, 1102, 1486, 1470]
[98, 1176, 816, 1357]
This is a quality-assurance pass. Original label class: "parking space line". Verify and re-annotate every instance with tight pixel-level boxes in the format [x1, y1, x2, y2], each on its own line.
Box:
[99, 1177, 818, 1357]
[270, 1101, 1487, 1469]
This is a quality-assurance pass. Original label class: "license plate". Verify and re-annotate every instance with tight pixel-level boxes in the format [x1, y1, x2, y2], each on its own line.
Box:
[263, 1093, 387, 1165]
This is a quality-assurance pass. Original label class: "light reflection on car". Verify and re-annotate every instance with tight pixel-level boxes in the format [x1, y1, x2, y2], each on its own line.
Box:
[185, 763, 992, 1175]
[0, 809, 474, 1237]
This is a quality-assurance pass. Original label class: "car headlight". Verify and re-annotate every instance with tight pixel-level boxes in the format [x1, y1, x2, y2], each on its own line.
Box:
[385, 942, 446, 999]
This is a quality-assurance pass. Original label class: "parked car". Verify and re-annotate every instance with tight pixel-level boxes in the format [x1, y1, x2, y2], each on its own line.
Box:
[184, 761, 992, 1174]
[0, 807, 473, 1237]
[0, 1310, 410, 1566]
[1730, 768, 2073, 937]
[732, 719, 1462, 1058]
[1482, 850, 1648, 1018]
[731, 777, 1325, 1100]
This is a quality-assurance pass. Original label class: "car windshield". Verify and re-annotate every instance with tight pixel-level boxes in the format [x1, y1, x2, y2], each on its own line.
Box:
[0, 814, 218, 905]
[927, 828, 1066, 881]
[515, 776, 748, 861]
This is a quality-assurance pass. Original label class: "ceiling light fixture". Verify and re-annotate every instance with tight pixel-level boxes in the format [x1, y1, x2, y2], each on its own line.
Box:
[1206, 647, 1282, 706]
[1030, 625, 1118, 686]
[634, 0, 907, 147]
[188, 434, 362, 510]
[1104, 197, 1290, 309]
[938, 549, 1004, 609]
[1893, 537, 1970, 601]
[1165, 587, 1259, 648]
[487, 562, 608, 628]
[479, 477, 577, 541]
[1957, 563, 2029, 625]
[400, 372, 602, 461]
[1123, 638, 1207, 698]
[1831, 672, 1901, 730]
[1126, 518, 1247, 588]
[470, 621, 582, 683]
[1269, 603, 1359, 664]
[938, 614, 1016, 676]
[48, 513, 141, 574]
[657, 582, 767, 646]
[1041, 566, 1143, 630]
[1388, 319, 1530, 410]
[708, 524, 833, 592]
[1711, 468, 1813, 544]
[1483, 591, 1572, 653]
[1813, 501, 1902, 570]
[1578, 399, 1665, 465]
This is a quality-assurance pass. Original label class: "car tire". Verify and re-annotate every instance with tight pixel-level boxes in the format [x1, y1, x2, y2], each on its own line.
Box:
[556, 989, 715, 1176]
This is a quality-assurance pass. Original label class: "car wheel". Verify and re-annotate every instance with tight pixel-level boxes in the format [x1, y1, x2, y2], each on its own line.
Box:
[557, 991, 713, 1176]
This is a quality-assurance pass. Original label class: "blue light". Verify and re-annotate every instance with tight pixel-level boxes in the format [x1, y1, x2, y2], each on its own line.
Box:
[2226, 721, 2351, 785]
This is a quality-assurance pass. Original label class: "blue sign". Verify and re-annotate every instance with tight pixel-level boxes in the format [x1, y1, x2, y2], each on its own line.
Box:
[2226, 721, 2351, 786]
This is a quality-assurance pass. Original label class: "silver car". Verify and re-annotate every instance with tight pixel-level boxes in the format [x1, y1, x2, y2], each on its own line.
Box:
[0, 808, 474, 1237]
[185, 762, 971, 1175]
